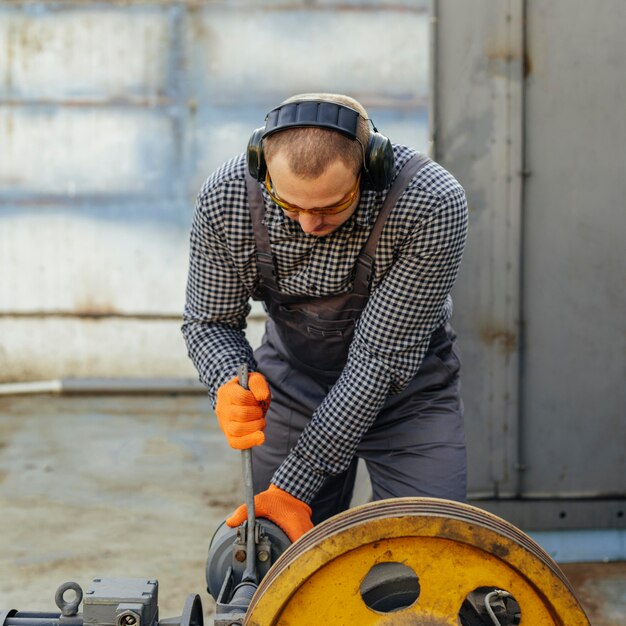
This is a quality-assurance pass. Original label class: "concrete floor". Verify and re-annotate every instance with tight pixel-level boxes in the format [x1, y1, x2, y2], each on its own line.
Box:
[1, 394, 624, 625]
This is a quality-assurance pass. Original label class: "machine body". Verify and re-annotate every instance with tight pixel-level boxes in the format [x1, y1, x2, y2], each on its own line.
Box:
[205, 520, 290, 626]
[1, 579, 202, 626]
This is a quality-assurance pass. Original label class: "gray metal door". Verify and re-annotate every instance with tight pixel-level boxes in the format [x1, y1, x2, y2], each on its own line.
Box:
[521, 2, 626, 501]
[433, 0, 626, 529]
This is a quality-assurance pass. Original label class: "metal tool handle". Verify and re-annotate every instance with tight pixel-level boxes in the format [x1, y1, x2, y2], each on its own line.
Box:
[237, 363, 257, 584]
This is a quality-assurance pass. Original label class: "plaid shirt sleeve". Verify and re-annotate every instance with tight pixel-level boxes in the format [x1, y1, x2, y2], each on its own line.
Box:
[181, 157, 258, 404]
[271, 172, 468, 503]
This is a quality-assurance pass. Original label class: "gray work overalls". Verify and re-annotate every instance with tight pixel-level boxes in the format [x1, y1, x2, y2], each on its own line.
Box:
[245, 154, 466, 524]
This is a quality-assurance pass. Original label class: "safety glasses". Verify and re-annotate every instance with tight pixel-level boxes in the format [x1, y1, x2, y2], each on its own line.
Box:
[264, 170, 361, 215]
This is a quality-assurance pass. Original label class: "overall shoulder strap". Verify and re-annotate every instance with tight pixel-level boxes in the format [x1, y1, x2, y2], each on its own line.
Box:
[245, 171, 279, 290]
[353, 152, 432, 295]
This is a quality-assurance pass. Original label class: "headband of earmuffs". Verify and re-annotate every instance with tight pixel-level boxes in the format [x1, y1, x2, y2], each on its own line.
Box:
[246, 100, 395, 191]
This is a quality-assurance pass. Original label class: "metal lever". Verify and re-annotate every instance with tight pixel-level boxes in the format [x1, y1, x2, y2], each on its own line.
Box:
[237, 363, 257, 585]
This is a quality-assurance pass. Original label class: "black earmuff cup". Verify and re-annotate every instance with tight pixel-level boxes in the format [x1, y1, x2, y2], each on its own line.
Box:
[364, 133, 395, 191]
[247, 127, 266, 181]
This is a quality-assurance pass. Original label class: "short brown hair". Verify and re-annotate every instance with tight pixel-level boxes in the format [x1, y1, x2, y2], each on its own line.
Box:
[263, 93, 371, 179]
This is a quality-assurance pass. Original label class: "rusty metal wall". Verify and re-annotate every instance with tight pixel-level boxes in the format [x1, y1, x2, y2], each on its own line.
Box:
[0, 0, 430, 382]
[433, 0, 626, 526]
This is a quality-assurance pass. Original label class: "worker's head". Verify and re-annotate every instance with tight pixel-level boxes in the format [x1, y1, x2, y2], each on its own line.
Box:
[263, 93, 371, 179]
[247, 93, 394, 236]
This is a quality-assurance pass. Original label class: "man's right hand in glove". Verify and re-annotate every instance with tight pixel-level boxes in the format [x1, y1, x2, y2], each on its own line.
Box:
[215, 371, 271, 449]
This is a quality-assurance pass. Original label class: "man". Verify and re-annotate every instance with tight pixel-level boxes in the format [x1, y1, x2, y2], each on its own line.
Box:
[182, 93, 468, 543]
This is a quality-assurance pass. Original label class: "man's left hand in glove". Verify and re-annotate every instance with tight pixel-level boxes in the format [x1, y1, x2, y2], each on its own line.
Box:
[226, 484, 313, 542]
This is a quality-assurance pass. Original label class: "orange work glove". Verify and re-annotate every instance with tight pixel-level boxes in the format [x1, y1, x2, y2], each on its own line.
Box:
[226, 484, 313, 543]
[215, 372, 271, 449]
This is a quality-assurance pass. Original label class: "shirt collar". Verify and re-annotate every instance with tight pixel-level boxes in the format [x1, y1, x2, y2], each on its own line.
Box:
[261, 187, 287, 226]
[355, 188, 380, 226]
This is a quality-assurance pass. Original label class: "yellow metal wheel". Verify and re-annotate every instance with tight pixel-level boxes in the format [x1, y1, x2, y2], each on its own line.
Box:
[244, 498, 590, 625]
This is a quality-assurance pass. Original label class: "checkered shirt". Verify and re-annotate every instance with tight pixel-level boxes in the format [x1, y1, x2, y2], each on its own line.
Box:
[182, 144, 468, 503]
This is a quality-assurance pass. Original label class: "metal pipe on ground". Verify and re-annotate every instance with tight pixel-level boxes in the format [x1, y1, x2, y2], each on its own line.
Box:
[0, 378, 206, 396]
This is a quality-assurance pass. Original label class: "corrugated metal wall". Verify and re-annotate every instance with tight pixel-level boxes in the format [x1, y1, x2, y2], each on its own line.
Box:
[3, 0, 624, 532]
[433, 0, 626, 528]
[0, 0, 430, 381]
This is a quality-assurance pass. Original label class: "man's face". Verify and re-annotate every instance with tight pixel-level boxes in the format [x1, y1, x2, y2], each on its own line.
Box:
[265, 152, 360, 237]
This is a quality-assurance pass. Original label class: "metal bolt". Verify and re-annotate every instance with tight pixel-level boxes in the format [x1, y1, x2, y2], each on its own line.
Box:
[257, 550, 270, 563]
[121, 615, 137, 626]
[234, 549, 247, 562]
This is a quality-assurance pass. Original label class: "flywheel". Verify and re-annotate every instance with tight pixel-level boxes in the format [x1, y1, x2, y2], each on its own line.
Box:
[244, 497, 590, 625]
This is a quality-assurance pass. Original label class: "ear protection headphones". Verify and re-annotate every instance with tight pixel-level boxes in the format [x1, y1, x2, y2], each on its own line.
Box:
[246, 100, 396, 191]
